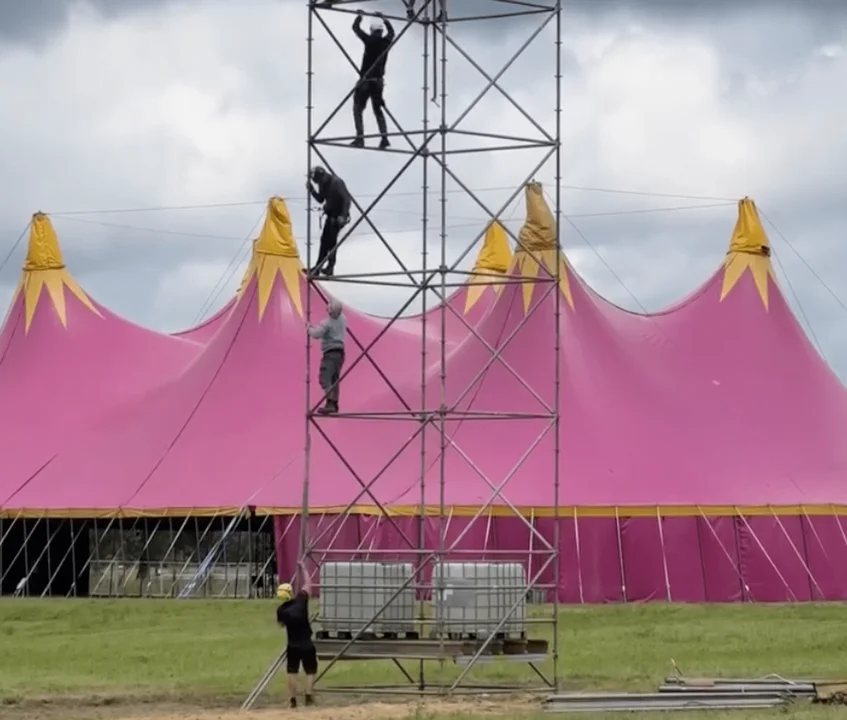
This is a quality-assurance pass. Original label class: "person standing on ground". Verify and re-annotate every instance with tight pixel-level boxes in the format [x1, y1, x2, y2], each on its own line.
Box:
[351, 10, 395, 149]
[276, 567, 317, 708]
[307, 298, 346, 415]
[306, 166, 351, 277]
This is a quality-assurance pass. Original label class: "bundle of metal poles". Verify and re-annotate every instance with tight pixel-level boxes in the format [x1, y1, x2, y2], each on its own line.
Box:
[544, 674, 847, 713]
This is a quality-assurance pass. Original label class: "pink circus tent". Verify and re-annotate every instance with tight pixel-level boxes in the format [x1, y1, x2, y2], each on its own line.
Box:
[1, 197, 510, 515]
[4, 188, 847, 604]
[173, 299, 236, 344]
[0, 214, 202, 506]
[268, 187, 847, 603]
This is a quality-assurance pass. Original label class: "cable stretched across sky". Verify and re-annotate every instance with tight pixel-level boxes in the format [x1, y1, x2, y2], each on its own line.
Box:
[42, 182, 738, 217]
[41, 199, 739, 326]
[47, 200, 737, 245]
[0, 223, 33, 278]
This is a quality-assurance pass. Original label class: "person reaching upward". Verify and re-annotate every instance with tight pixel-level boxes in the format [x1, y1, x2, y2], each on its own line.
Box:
[351, 11, 395, 149]
[276, 565, 316, 708]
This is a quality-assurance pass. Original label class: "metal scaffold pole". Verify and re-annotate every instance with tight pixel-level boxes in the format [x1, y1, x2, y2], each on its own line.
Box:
[552, 0, 562, 695]
[417, 0, 431, 693]
[246, 0, 563, 706]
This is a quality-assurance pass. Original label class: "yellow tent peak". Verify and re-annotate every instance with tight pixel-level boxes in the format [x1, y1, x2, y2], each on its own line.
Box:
[473, 221, 511, 273]
[727, 197, 771, 257]
[720, 197, 776, 309]
[23, 213, 65, 271]
[13, 212, 99, 332]
[509, 182, 573, 312]
[516, 181, 557, 254]
[239, 197, 305, 320]
[254, 197, 300, 259]
[463, 222, 513, 314]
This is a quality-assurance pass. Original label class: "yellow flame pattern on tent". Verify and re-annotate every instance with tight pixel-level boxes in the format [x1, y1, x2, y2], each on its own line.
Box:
[238, 197, 304, 319]
[11, 213, 100, 332]
[464, 221, 512, 314]
[720, 198, 776, 309]
[509, 182, 573, 313]
[238, 197, 521, 322]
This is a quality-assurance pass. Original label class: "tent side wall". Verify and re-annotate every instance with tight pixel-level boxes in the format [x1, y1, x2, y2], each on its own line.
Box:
[5, 510, 842, 601]
[0, 518, 91, 596]
[273, 512, 847, 603]
[0, 515, 277, 598]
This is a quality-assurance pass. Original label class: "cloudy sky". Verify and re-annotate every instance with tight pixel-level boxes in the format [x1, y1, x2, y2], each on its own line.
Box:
[1, 0, 846, 373]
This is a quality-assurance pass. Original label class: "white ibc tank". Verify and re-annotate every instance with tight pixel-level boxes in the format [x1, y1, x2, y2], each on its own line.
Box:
[433, 562, 526, 638]
[319, 562, 416, 635]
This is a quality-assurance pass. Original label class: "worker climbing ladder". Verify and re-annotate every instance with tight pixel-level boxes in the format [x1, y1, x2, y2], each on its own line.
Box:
[245, 0, 564, 707]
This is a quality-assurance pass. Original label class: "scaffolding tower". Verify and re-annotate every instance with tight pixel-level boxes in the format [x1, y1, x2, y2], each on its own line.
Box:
[246, 0, 562, 705]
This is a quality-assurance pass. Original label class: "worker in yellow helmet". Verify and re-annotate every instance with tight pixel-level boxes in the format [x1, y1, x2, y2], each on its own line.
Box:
[276, 565, 316, 708]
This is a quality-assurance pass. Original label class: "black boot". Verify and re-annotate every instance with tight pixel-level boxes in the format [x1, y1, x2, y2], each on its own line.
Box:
[350, 137, 364, 148]
[316, 403, 338, 415]
[289, 697, 297, 708]
[379, 136, 390, 150]
[305, 694, 315, 707]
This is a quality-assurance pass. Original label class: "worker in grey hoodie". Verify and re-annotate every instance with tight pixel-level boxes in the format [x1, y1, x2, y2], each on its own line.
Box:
[307, 299, 346, 415]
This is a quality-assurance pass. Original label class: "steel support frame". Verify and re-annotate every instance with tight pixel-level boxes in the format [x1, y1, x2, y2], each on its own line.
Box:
[298, 0, 563, 699]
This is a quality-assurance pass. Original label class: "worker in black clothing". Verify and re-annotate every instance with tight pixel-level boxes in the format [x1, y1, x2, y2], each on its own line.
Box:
[306, 166, 351, 277]
[276, 569, 317, 709]
[351, 11, 395, 149]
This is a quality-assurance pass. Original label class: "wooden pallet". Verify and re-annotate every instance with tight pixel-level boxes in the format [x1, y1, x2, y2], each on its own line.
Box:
[434, 630, 527, 642]
[315, 636, 468, 660]
[313, 635, 549, 661]
[316, 629, 420, 641]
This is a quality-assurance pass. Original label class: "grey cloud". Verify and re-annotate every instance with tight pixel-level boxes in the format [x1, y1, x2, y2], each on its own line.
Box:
[1, 0, 847, 378]
[0, 0, 178, 46]
[564, 0, 847, 22]
[0, 0, 544, 48]
[320, 1, 847, 21]
[4, 0, 843, 49]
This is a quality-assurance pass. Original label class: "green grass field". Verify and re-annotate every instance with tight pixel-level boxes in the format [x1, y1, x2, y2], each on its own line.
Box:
[1, 599, 846, 719]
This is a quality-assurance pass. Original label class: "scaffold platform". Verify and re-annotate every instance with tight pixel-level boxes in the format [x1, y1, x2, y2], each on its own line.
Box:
[314, 636, 549, 661]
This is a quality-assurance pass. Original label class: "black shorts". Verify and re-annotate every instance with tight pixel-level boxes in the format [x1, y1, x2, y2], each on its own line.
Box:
[287, 644, 318, 675]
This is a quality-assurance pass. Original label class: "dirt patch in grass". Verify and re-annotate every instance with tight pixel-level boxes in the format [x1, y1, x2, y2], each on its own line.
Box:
[0, 696, 536, 720]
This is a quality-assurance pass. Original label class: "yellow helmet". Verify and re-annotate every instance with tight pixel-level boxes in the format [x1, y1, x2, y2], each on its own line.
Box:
[277, 583, 293, 602]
